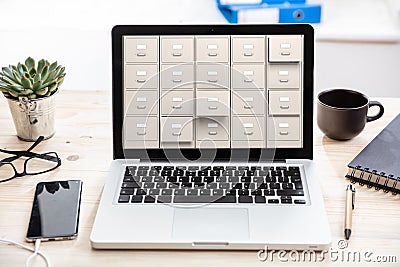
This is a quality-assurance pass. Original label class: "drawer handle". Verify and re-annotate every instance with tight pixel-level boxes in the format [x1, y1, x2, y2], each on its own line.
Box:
[279, 79, 289, 83]
[208, 106, 218, 110]
[279, 131, 289, 136]
[243, 52, 253, 57]
[207, 79, 218, 83]
[244, 79, 253, 83]
[208, 52, 218, 57]
[172, 105, 182, 109]
[137, 131, 146, 136]
[281, 52, 291, 56]
[172, 52, 182, 57]
[244, 131, 253, 135]
[172, 132, 182, 136]
[136, 105, 147, 110]
[280, 105, 290, 109]
[244, 105, 253, 109]
[208, 131, 217, 136]
[172, 79, 182, 83]
[136, 53, 146, 57]
[136, 79, 147, 83]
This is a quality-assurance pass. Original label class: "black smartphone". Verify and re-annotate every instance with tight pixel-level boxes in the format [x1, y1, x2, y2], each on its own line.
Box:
[26, 180, 83, 242]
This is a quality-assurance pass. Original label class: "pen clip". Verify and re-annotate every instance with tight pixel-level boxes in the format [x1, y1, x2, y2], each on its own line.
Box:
[351, 187, 356, 210]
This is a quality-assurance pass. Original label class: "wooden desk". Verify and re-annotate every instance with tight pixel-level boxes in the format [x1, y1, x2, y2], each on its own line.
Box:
[1, 90, 399, 266]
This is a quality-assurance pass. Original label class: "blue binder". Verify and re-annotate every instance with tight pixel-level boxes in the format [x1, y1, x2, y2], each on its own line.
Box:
[217, 0, 306, 7]
[218, 3, 322, 24]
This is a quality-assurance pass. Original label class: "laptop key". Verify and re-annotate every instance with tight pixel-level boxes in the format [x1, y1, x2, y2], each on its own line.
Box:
[239, 196, 253, 203]
[268, 199, 279, 204]
[294, 182, 303, 189]
[148, 189, 160, 196]
[118, 195, 130, 203]
[188, 166, 199, 170]
[154, 176, 165, 182]
[120, 189, 134, 195]
[213, 195, 236, 203]
[238, 189, 249, 196]
[251, 189, 262, 196]
[122, 182, 140, 188]
[138, 166, 149, 170]
[294, 199, 306, 204]
[191, 176, 202, 183]
[135, 189, 147, 195]
[123, 176, 135, 182]
[144, 196, 155, 203]
[141, 176, 153, 182]
[212, 189, 223, 195]
[166, 176, 177, 182]
[173, 189, 185, 195]
[161, 189, 173, 195]
[206, 183, 218, 189]
[173, 196, 213, 203]
[187, 189, 198, 195]
[157, 195, 172, 203]
[200, 189, 211, 195]
[277, 190, 304, 196]
[179, 177, 189, 183]
[255, 196, 266, 203]
[130, 195, 142, 203]
[282, 183, 293, 190]
[143, 182, 155, 189]
[163, 166, 174, 170]
[281, 197, 293, 204]
[269, 183, 281, 189]
[263, 189, 275, 196]
[156, 183, 167, 189]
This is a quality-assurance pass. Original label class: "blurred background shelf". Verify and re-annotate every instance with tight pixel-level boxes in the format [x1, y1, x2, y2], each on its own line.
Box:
[0, 0, 399, 96]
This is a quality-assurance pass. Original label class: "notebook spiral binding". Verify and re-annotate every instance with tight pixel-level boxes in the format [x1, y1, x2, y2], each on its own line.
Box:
[346, 165, 399, 196]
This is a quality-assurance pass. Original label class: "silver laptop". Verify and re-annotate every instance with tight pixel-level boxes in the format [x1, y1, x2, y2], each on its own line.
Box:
[91, 25, 331, 250]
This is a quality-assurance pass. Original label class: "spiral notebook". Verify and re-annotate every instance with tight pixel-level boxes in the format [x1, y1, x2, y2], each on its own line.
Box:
[346, 114, 400, 195]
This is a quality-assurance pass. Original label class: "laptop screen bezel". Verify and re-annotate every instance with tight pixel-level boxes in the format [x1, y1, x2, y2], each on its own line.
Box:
[112, 25, 314, 161]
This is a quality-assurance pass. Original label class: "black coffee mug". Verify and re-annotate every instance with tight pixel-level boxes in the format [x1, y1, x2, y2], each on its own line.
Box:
[317, 89, 384, 140]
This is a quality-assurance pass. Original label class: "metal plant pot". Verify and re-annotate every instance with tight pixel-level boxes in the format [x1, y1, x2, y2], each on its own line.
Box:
[6, 93, 56, 141]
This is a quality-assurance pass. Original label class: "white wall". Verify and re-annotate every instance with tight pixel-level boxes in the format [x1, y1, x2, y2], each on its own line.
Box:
[1, 0, 399, 96]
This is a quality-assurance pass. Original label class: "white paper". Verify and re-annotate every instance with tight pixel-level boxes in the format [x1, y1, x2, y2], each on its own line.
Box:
[208, 97, 219, 102]
[279, 123, 289, 128]
[136, 44, 146, 50]
[136, 97, 147, 102]
[172, 97, 183, 102]
[280, 97, 290, 102]
[243, 123, 254, 128]
[243, 44, 254, 49]
[243, 70, 254, 76]
[208, 123, 218, 128]
[207, 44, 218, 50]
[136, 71, 147, 76]
[279, 70, 289, 76]
[136, 123, 146, 128]
[172, 123, 182, 129]
[172, 44, 183, 50]
[172, 71, 183, 76]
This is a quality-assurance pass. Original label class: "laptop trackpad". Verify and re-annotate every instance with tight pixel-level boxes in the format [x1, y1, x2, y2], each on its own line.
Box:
[172, 208, 249, 240]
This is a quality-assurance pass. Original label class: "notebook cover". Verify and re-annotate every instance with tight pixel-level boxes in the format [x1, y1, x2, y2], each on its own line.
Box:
[348, 114, 400, 177]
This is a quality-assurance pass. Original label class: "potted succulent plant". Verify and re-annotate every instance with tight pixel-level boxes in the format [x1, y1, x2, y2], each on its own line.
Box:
[0, 57, 65, 141]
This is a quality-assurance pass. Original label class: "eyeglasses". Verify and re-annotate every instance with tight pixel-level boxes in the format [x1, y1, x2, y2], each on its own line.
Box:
[0, 136, 61, 183]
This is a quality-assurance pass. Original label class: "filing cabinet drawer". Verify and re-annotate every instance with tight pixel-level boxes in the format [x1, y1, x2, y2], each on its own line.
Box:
[161, 37, 194, 63]
[161, 117, 194, 142]
[125, 90, 158, 115]
[124, 116, 158, 141]
[269, 91, 301, 115]
[161, 64, 194, 89]
[268, 117, 300, 141]
[196, 117, 229, 141]
[124, 37, 158, 63]
[196, 91, 230, 116]
[161, 90, 194, 116]
[232, 116, 265, 141]
[268, 64, 300, 89]
[232, 36, 265, 63]
[232, 64, 265, 89]
[196, 36, 229, 62]
[268, 35, 302, 62]
[196, 64, 229, 89]
[232, 90, 265, 115]
[125, 64, 158, 89]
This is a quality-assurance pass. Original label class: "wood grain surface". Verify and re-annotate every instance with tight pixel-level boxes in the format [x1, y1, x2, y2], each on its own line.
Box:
[0, 90, 399, 266]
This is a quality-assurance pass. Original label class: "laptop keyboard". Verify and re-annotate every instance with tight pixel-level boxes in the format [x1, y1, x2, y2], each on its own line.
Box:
[118, 165, 306, 204]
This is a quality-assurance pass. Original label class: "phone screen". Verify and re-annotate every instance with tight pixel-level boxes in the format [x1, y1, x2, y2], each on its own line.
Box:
[26, 180, 82, 241]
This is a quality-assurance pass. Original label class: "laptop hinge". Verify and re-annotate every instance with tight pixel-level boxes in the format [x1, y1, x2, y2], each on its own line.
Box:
[138, 158, 287, 164]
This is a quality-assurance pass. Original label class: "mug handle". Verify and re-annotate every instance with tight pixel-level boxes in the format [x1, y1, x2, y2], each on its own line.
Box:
[367, 101, 384, 122]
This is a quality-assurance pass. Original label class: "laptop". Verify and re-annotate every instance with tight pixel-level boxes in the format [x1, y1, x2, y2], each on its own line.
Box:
[90, 25, 331, 250]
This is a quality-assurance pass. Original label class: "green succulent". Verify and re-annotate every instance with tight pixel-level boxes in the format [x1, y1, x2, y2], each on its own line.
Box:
[0, 57, 65, 100]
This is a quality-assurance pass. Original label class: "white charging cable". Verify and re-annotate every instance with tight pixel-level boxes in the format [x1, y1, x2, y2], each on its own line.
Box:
[0, 238, 51, 267]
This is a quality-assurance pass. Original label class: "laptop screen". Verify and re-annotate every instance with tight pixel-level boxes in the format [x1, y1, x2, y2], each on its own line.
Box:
[112, 25, 313, 161]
